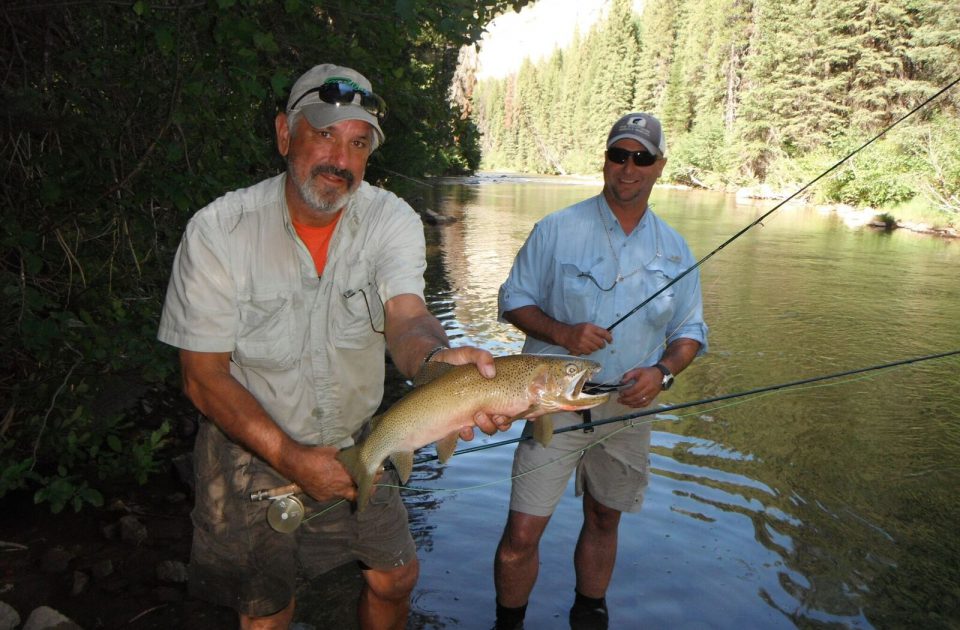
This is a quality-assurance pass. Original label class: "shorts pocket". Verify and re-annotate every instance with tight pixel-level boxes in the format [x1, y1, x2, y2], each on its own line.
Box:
[358, 468, 401, 522]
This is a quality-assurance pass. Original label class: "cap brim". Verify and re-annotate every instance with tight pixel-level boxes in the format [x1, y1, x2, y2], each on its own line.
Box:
[301, 104, 385, 148]
[607, 133, 662, 157]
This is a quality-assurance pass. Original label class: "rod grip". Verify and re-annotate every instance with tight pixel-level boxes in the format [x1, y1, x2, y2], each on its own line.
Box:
[249, 483, 301, 502]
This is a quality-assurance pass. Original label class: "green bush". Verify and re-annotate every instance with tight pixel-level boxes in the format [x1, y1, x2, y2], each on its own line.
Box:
[815, 132, 924, 208]
[0, 0, 529, 512]
[663, 113, 735, 189]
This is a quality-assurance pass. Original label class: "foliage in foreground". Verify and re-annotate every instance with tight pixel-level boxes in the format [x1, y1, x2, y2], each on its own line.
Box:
[0, 0, 529, 511]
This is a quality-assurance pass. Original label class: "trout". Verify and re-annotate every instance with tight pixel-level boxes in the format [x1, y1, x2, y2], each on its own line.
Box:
[336, 354, 609, 510]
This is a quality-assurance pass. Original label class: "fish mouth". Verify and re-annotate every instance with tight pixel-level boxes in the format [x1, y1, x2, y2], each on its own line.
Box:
[564, 363, 608, 406]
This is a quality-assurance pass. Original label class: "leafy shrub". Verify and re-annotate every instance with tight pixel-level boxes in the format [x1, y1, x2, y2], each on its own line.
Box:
[1, 0, 528, 512]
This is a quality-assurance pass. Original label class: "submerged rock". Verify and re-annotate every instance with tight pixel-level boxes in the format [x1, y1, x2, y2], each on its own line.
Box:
[22, 606, 82, 630]
[0, 601, 21, 630]
[418, 207, 457, 225]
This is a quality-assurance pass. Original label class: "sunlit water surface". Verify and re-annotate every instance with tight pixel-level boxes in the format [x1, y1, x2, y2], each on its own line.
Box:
[402, 177, 958, 629]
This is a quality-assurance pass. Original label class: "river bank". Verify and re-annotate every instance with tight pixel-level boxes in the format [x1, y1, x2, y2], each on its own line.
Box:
[447, 173, 959, 239]
[734, 183, 959, 238]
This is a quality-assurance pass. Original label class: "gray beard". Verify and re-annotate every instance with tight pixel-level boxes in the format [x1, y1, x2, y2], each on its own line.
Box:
[291, 164, 357, 214]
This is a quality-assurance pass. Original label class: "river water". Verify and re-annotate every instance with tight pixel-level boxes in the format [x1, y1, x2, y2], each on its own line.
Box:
[402, 177, 960, 629]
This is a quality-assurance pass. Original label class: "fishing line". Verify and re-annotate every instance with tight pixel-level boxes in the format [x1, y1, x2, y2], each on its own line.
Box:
[393, 353, 924, 497]
[605, 75, 960, 333]
[414, 349, 960, 464]
[278, 351, 956, 514]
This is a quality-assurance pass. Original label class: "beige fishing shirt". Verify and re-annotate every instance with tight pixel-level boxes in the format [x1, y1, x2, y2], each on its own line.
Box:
[158, 174, 426, 448]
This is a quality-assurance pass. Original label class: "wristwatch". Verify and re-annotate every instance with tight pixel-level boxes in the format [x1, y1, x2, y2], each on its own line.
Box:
[654, 362, 674, 391]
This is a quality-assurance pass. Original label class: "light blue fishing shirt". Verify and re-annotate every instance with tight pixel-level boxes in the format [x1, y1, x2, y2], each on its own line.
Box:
[498, 194, 708, 385]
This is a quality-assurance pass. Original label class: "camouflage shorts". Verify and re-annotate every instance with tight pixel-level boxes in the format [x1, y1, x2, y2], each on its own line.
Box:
[188, 420, 416, 618]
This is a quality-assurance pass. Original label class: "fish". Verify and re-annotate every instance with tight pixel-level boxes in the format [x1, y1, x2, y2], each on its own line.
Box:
[336, 354, 609, 510]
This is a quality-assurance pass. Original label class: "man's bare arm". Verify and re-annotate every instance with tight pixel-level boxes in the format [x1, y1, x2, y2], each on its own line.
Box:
[178, 349, 356, 502]
[503, 305, 612, 356]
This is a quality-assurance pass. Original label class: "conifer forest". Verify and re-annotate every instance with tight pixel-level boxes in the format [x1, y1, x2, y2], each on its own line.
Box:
[471, 0, 960, 219]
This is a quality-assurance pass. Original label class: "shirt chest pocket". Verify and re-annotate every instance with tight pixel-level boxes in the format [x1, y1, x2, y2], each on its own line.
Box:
[558, 257, 605, 323]
[641, 264, 678, 329]
[332, 257, 384, 349]
[234, 292, 300, 370]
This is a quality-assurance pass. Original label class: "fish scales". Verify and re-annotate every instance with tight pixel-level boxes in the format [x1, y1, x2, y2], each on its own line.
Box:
[336, 354, 609, 510]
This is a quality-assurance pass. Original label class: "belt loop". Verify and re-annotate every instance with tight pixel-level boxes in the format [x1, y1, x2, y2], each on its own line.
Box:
[579, 409, 593, 433]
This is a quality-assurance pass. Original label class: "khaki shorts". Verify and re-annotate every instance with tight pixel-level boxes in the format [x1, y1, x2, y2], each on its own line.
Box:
[509, 400, 651, 517]
[188, 421, 416, 618]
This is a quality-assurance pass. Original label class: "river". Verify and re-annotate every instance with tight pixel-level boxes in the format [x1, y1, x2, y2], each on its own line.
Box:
[403, 176, 960, 629]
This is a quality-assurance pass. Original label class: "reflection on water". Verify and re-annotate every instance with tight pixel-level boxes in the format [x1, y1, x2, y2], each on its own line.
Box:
[401, 176, 960, 629]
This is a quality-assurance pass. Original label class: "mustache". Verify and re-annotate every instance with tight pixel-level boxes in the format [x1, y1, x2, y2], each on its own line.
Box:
[310, 164, 355, 187]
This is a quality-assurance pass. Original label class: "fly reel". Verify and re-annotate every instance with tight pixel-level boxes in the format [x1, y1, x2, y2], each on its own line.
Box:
[266, 495, 305, 533]
[250, 483, 306, 534]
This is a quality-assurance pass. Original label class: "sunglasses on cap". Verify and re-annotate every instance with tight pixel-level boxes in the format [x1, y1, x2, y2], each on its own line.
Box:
[289, 80, 387, 121]
[605, 147, 658, 167]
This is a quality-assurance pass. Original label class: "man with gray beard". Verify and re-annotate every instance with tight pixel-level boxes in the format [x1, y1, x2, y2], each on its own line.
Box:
[159, 64, 504, 629]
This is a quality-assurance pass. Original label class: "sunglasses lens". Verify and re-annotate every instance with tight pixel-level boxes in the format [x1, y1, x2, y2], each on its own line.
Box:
[358, 93, 387, 119]
[607, 147, 657, 166]
[606, 148, 629, 164]
[633, 152, 657, 166]
[318, 81, 360, 104]
[304, 82, 387, 120]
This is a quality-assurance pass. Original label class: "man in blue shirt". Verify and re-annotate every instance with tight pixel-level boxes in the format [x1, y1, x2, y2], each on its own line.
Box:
[493, 113, 708, 629]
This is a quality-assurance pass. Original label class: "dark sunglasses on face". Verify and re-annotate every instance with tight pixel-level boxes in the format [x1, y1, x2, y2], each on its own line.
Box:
[606, 146, 658, 167]
[289, 80, 387, 120]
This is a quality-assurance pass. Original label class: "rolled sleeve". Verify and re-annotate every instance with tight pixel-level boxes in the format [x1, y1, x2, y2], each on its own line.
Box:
[498, 223, 549, 320]
[158, 219, 238, 352]
[374, 204, 426, 303]
[664, 264, 709, 355]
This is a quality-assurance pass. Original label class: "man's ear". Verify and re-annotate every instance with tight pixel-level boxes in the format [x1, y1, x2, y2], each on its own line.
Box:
[276, 112, 291, 157]
[654, 158, 667, 176]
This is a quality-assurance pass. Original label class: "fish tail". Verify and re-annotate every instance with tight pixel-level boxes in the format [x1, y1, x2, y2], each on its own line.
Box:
[335, 446, 374, 512]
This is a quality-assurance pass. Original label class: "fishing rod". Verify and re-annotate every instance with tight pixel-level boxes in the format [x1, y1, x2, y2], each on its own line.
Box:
[416, 349, 960, 464]
[605, 75, 960, 333]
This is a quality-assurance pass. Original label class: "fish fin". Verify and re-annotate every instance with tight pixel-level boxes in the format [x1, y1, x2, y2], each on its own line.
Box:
[533, 414, 554, 447]
[390, 451, 415, 484]
[435, 431, 460, 463]
[413, 360, 456, 387]
[336, 446, 375, 513]
[507, 404, 540, 422]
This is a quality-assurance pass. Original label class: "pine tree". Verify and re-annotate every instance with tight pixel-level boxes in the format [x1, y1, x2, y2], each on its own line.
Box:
[819, 0, 935, 131]
[634, 0, 683, 113]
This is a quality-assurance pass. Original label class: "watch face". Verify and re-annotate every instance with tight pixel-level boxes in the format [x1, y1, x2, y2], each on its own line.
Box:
[654, 363, 673, 390]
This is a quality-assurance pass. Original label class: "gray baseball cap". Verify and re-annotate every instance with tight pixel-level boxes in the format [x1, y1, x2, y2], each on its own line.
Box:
[606, 112, 667, 158]
[286, 64, 386, 149]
